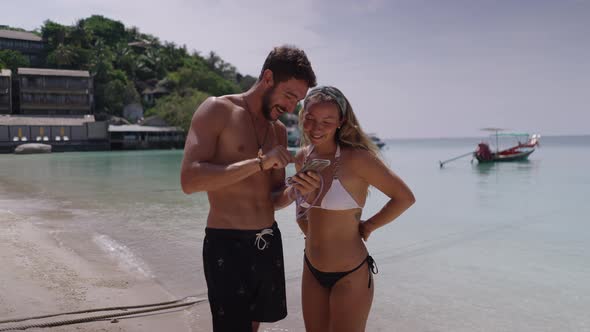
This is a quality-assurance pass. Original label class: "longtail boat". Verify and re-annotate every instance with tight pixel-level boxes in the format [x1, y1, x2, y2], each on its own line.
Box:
[439, 128, 540, 167]
[474, 128, 540, 163]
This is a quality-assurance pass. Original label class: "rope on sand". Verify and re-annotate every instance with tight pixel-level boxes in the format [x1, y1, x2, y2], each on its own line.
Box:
[0, 295, 207, 331]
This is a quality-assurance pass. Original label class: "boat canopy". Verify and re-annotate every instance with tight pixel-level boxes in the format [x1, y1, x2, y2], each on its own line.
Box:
[494, 133, 530, 137]
[480, 128, 531, 138]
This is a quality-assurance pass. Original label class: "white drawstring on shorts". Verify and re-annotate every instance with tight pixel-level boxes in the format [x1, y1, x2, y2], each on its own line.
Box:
[254, 228, 274, 250]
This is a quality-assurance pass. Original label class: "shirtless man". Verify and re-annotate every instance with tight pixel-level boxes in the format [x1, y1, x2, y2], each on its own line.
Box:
[180, 46, 318, 332]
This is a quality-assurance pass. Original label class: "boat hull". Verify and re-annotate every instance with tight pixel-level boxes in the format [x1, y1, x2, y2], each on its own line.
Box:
[475, 149, 535, 163]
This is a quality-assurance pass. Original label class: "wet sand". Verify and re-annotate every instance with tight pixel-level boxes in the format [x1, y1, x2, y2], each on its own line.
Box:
[0, 205, 196, 332]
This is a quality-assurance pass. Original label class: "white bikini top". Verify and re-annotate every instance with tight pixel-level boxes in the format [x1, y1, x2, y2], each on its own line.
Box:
[299, 145, 364, 211]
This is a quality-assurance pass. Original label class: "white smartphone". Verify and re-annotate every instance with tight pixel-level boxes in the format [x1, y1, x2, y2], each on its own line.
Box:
[286, 159, 331, 185]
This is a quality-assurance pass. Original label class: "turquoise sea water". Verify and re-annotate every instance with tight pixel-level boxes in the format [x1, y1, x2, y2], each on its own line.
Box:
[1, 136, 589, 331]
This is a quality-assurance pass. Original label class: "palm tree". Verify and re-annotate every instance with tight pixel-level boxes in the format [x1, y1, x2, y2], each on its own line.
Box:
[136, 47, 163, 80]
[48, 44, 75, 68]
[206, 51, 222, 70]
[113, 44, 137, 80]
[41, 20, 67, 49]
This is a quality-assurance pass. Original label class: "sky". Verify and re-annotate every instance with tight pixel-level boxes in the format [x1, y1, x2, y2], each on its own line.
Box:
[3, 0, 589, 138]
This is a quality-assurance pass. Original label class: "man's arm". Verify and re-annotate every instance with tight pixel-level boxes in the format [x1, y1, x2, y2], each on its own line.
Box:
[271, 123, 295, 209]
[180, 97, 262, 194]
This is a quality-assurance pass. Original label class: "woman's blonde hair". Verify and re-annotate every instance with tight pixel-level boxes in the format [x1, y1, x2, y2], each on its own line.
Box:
[299, 86, 381, 157]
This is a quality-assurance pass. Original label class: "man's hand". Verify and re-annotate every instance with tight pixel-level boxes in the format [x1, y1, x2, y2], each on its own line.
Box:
[261, 146, 293, 170]
[290, 171, 321, 195]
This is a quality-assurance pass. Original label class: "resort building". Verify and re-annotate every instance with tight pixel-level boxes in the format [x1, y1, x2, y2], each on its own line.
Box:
[0, 115, 109, 153]
[0, 69, 11, 114]
[109, 124, 184, 150]
[0, 29, 45, 66]
[16, 68, 94, 115]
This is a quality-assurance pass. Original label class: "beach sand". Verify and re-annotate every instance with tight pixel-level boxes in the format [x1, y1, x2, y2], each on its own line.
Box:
[0, 205, 198, 332]
[0, 198, 308, 332]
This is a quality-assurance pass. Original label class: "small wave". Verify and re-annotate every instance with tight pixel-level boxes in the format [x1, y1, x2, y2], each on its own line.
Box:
[0, 208, 16, 215]
[0, 208, 24, 222]
[93, 234, 154, 279]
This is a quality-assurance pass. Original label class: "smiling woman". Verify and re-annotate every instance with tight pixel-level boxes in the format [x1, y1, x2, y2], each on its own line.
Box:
[293, 85, 415, 332]
[299, 86, 379, 154]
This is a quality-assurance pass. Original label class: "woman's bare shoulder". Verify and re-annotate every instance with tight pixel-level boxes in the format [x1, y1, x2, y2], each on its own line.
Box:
[343, 146, 378, 163]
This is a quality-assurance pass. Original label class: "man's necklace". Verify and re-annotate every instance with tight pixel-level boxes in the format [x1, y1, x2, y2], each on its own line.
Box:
[243, 95, 270, 158]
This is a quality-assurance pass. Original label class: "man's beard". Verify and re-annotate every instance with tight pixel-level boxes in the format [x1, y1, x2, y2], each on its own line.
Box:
[261, 87, 276, 121]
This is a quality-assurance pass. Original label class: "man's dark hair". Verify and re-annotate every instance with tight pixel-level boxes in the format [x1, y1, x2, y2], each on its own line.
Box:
[259, 45, 317, 88]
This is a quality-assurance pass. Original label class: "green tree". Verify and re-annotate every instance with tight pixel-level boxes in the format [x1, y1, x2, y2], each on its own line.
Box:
[102, 76, 139, 116]
[126, 26, 141, 42]
[167, 57, 240, 96]
[68, 19, 92, 48]
[90, 41, 118, 114]
[146, 89, 209, 132]
[47, 44, 76, 68]
[41, 20, 68, 48]
[136, 47, 165, 81]
[159, 41, 187, 73]
[237, 73, 257, 91]
[0, 50, 30, 72]
[113, 44, 138, 80]
[206, 51, 241, 83]
[81, 15, 126, 46]
[41, 20, 90, 69]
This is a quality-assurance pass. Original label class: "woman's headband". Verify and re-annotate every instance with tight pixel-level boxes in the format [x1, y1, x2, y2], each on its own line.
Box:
[304, 86, 347, 117]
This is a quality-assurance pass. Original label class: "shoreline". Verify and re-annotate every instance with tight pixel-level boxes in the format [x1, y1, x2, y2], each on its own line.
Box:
[0, 183, 305, 331]
[0, 199, 199, 332]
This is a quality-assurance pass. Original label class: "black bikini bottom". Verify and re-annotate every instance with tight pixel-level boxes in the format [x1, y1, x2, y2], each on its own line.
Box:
[304, 254, 378, 289]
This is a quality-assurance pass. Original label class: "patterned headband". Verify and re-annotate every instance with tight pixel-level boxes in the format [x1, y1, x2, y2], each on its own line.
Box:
[304, 86, 347, 117]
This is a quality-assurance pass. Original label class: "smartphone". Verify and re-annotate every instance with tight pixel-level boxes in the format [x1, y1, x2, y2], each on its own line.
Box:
[299, 159, 331, 173]
[286, 159, 331, 185]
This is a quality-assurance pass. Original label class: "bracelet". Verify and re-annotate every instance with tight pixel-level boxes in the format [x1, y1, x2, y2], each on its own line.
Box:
[256, 156, 264, 171]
